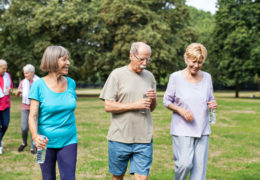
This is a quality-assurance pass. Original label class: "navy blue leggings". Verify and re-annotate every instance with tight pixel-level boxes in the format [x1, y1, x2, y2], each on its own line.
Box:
[0, 108, 10, 147]
[40, 143, 77, 180]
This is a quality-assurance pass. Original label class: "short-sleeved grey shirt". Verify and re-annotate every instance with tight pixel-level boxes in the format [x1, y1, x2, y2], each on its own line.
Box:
[99, 66, 156, 143]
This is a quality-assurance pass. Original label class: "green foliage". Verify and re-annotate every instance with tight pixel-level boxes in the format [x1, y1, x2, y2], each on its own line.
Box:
[187, 6, 217, 81]
[211, 0, 260, 97]
[0, 0, 194, 86]
[187, 6, 214, 45]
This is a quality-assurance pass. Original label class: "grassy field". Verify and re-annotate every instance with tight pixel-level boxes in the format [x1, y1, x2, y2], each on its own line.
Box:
[0, 91, 259, 180]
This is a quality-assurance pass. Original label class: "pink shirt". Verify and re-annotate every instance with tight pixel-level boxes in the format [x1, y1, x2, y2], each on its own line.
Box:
[0, 72, 13, 111]
[18, 79, 33, 110]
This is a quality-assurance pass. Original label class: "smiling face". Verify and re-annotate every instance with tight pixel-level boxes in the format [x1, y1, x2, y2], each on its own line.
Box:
[0, 64, 7, 76]
[24, 71, 34, 81]
[185, 58, 204, 75]
[57, 55, 70, 75]
[129, 45, 151, 73]
[184, 43, 207, 76]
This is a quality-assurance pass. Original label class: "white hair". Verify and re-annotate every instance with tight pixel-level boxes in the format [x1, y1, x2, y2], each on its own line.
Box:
[130, 42, 152, 55]
[0, 59, 7, 66]
[23, 64, 35, 72]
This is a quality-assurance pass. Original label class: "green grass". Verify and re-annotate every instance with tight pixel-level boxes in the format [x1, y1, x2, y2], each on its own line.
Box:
[0, 91, 260, 179]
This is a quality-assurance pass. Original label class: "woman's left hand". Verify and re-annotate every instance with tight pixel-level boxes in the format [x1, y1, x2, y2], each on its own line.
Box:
[208, 100, 218, 110]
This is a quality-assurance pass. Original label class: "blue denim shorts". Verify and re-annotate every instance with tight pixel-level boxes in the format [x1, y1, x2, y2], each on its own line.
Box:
[108, 140, 153, 176]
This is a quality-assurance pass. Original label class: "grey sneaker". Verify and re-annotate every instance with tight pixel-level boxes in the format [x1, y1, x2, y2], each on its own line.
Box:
[0, 147, 2, 155]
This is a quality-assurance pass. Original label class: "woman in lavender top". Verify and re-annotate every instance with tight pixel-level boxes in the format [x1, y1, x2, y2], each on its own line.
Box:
[163, 43, 218, 180]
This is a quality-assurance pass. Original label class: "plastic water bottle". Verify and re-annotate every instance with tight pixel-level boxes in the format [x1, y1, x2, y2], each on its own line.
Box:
[36, 135, 47, 164]
[140, 94, 148, 114]
[209, 109, 216, 124]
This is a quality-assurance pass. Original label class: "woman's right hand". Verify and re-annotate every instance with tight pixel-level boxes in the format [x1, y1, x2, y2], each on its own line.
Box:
[178, 108, 194, 122]
[34, 135, 48, 149]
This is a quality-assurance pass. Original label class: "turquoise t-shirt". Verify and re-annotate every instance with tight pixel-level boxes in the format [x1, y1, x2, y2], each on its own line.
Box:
[29, 77, 77, 148]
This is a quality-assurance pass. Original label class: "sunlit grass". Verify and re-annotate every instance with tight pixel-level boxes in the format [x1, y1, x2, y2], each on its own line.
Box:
[0, 91, 260, 179]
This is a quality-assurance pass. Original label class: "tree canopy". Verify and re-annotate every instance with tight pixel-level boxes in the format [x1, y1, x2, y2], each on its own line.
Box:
[0, 0, 194, 86]
[211, 0, 260, 97]
[0, 0, 259, 95]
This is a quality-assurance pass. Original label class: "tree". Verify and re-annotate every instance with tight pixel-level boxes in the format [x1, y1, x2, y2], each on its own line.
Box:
[0, 0, 195, 86]
[187, 6, 214, 45]
[0, 0, 40, 82]
[187, 7, 217, 83]
[0, 0, 91, 83]
[80, 0, 195, 85]
[212, 0, 260, 97]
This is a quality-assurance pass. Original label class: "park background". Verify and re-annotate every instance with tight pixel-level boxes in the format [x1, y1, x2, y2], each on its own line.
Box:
[0, 0, 260, 179]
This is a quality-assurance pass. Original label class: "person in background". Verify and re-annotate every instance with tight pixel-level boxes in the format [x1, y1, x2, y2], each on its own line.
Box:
[29, 46, 78, 180]
[163, 43, 218, 180]
[0, 59, 13, 155]
[16, 64, 39, 154]
[100, 42, 157, 180]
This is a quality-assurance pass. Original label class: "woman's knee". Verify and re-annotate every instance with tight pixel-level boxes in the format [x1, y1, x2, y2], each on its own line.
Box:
[2, 122, 9, 130]
[176, 161, 193, 172]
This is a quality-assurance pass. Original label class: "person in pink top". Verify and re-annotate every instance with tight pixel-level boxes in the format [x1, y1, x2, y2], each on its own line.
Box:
[16, 64, 39, 154]
[0, 59, 13, 155]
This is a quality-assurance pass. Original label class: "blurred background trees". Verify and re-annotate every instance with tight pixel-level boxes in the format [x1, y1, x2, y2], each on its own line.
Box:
[0, 0, 259, 97]
[212, 0, 260, 97]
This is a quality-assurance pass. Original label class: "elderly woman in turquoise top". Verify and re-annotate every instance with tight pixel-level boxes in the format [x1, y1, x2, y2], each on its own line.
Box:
[163, 43, 218, 180]
[29, 46, 77, 180]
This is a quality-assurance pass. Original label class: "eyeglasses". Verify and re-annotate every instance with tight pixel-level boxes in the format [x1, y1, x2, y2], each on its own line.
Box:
[133, 53, 152, 63]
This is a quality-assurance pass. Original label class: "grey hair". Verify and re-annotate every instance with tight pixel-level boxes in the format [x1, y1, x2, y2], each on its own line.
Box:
[40, 46, 69, 72]
[130, 42, 152, 55]
[0, 59, 7, 66]
[23, 64, 35, 72]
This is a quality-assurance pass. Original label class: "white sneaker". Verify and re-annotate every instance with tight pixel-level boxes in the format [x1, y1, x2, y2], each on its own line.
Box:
[0, 147, 2, 155]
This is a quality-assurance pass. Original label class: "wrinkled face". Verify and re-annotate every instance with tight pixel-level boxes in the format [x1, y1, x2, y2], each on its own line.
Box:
[129, 47, 151, 73]
[24, 71, 34, 81]
[185, 58, 204, 75]
[57, 55, 70, 75]
[0, 64, 7, 76]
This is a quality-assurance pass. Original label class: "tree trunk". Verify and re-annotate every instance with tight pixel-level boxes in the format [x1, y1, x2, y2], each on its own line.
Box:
[235, 80, 239, 98]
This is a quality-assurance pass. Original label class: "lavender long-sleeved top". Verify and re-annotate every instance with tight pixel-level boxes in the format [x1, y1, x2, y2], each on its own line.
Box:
[163, 71, 214, 137]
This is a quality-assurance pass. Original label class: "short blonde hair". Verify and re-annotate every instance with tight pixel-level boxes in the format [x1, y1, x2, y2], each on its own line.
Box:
[40, 46, 69, 72]
[0, 59, 7, 66]
[184, 43, 207, 62]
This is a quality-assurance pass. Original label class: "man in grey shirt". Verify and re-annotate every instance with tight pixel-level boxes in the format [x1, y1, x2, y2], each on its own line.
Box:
[99, 42, 157, 180]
